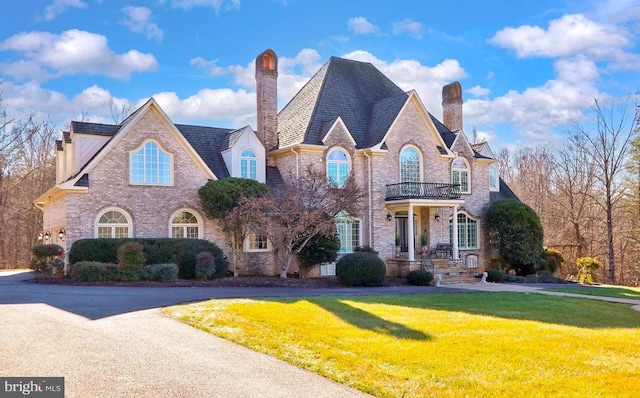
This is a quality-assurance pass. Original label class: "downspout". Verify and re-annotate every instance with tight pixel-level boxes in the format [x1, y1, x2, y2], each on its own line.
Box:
[289, 147, 299, 179]
[363, 150, 373, 246]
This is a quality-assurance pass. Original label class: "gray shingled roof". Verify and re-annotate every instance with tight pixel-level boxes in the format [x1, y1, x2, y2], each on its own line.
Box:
[429, 115, 456, 148]
[175, 124, 234, 179]
[490, 178, 520, 203]
[278, 57, 406, 149]
[71, 121, 120, 137]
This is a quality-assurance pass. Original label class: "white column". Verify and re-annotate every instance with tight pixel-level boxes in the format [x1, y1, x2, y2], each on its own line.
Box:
[452, 205, 459, 259]
[408, 204, 415, 261]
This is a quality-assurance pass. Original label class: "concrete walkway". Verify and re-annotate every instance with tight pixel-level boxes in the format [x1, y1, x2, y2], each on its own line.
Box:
[447, 281, 640, 312]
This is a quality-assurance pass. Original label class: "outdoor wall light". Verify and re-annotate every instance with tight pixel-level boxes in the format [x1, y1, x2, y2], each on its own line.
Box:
[58, 229, 66, 239]
[434, 213, 441, 222]
[44, 231, 50, 241]
[37, 232, 44, 241]
[386, 212, 392, 221]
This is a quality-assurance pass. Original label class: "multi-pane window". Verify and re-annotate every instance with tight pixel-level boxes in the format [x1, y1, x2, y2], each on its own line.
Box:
[130, 141, 171, 185]
[170, 211, 200, 239]
[97, 209, 130, 238]
[449, 213, 478, 249]
[240, 149, 257, 180]
[452, 157, 469, 193]
[246, 234, 270, 251]
[400, 147, 420, 182]
[336, 212, 360, 253]
[489, 164, 499, 191]
[327, 149, 350, 187]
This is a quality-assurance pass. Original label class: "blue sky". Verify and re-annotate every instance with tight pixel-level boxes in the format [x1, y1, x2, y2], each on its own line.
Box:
[0, 0, 639, 149]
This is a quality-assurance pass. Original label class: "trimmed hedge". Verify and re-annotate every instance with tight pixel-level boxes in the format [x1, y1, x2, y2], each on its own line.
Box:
[69, 238, 229, 279]
[486, 269, 505, 283]
[144, 263, 179, 282]
[335, 252, 387, 287]
[406, 270, 434, 286]
[72, 261, 119, 282]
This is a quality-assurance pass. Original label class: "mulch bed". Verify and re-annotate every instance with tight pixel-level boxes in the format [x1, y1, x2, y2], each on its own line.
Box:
[29, 275, 410, 288]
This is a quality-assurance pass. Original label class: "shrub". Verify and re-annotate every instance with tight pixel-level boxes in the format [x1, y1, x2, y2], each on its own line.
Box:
[72, 261, 119, 282]
[117, 242, 146, 281]
[536, 247, 565, 274]
[354, 245, 379, 255]
[486, 269, 505, 283]
[296, 234, 341, 276]
[30, 244, 65, 278]
[144, 264, 178, 282]
[406, 270, 434, 286]
[69, 238, 229, 279]
[195, 251, 216, 280]
[577, 257, 601, 284]
[335, 252, 387, 287]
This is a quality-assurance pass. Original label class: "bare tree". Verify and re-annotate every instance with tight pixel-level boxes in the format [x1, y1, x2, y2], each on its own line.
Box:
[572, 97, 639, 283]
[247, 165, 363, 278]
[109, 99, 134, 124]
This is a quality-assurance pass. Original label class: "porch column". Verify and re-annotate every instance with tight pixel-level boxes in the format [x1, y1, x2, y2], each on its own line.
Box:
[408, 204, 415, 261]
[452, 205, 459, 259]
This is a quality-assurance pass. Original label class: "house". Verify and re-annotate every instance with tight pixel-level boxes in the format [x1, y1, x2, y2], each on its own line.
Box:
[35, 49, 517, 278]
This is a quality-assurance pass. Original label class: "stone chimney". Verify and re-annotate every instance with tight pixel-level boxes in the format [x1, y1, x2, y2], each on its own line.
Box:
[255, 49, 278, 161]
[442, 81, 463, 132]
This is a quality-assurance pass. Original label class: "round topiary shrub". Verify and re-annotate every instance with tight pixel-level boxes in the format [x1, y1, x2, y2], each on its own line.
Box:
[406, 270, 434, 286]
[486, 269, 505, 283]
[335, 252, 386, 287]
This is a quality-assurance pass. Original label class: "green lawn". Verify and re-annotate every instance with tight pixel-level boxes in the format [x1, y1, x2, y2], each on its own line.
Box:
[165, 293, 640, 398]
[545, 285, 640, 300]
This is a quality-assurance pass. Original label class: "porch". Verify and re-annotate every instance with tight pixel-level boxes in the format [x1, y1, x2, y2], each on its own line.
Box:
[385, 182, 464, 263]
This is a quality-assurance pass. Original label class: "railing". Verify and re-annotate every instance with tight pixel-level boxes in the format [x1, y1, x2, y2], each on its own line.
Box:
[385, 182, 461, 200]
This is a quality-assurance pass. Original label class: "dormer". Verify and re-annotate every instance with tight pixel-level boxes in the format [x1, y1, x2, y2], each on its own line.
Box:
[221, 126, 266, 183]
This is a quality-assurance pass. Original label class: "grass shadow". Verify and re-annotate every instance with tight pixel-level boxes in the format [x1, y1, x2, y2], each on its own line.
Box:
[309, 298, 429, 340]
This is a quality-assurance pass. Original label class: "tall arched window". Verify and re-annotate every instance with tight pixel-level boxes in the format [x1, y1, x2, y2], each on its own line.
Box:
[130, 140, 172, 185]
[96, 208, 132, 238]
[240, 149, 257, 180]
[170, 210, 202, 239]
[449, 212, 478, 249]
[400, 147, 421, 182]
[489, 164, 499, 191]
[327, 148, 350, 187]
[452, 157, 470, 193]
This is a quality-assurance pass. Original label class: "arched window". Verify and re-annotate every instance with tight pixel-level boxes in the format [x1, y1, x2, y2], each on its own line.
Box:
[335, 212, 360, 253]
[327, 148, 350, 187]
[96, 208, 132, 238]
[449, 212, 478, 249]
[489, 164, 499, 192]
[240, 149, 257, 180]
[130, 140, 172, 185]
[170, 210, 202, 239]
[400, 147, 421, 182]
[452, 157, 470, 193]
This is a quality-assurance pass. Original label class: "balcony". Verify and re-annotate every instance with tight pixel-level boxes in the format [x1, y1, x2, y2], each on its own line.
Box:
[385, 182, 461, 201]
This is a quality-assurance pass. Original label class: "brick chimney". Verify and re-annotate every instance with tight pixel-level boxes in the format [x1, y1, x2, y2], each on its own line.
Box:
[255, 49, 278, 162]
[442, 81, 463, 132]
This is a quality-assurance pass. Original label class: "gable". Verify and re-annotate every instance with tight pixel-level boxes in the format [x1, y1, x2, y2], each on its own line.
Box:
[221, 126, 267, 183]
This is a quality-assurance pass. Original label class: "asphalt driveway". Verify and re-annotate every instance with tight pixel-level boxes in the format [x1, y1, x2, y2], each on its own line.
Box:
[0, 270, 465, 397]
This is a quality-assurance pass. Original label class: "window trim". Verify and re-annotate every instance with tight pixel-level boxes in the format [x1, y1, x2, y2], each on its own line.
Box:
[244, 233, 272, 252]
[129, 139, 174, 186]
[326, 147, 351, 188]
[489, 164, 499, 192]
[335, 212, 361, 253]
[239, 147, 258, 180]
[452, 157, 471, 194]
[399, 145, 422, 183]
[95, 207, 133, 238]
[449, 212, 478, 250]
[168, 208, 203, 239]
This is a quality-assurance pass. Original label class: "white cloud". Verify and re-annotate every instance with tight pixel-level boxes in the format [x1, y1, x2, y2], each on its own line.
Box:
[44, 0, 87, 20]
[169, 0, 241, 13]
[0, 29, 158, 81]
[392, 19, 423, 38]
[489, 13, 639, 70]
[467, 85, 490, 97]
[347, 17, 380, 35]
[122, 6, 163, 42]
[190, 57, 228, 76]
